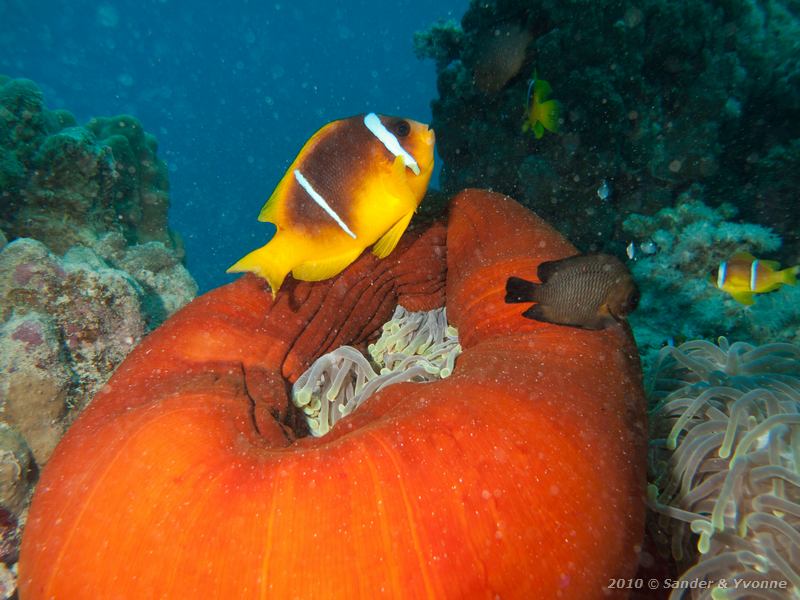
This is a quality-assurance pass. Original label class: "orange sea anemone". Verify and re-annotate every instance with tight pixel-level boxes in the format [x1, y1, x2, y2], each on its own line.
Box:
[18, 190, 647, 598]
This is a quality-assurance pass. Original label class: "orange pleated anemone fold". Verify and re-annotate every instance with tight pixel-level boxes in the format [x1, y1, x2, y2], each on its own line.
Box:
[19, 190, 647, 599]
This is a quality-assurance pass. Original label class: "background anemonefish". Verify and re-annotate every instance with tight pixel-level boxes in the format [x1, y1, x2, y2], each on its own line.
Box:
[712, 252, 799, 305]
[228, 113, 435, 296]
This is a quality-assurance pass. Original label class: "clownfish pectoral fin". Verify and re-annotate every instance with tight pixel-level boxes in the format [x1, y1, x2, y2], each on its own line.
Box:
[533, 121, 545, 139]
[729, 290, 756, 306]
[372, 210, 414, 259]
[383, 155, 415, 198]
[291, 246, 364, 282]
[227, 241, 292, 298]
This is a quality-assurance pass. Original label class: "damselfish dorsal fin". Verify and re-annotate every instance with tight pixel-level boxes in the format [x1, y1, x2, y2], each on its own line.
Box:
[537, 256, 571, 282]
[292, 247, 364, 282]
[372, 210, 414, 259]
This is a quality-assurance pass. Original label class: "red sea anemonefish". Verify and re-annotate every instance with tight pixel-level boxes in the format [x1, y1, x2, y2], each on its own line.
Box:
[19, 190, 647, 599]
[228, 113, 436, 297]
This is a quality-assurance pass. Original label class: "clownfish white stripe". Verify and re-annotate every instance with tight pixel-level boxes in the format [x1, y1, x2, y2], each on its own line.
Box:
[363, 112, 421, 176]
[718, 261, 727, 289]
[750, 259, 759, 291]
[293, 169, 357, 239]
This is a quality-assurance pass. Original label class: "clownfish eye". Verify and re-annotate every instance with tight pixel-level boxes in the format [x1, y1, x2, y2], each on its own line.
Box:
[393, 120, 411, 137]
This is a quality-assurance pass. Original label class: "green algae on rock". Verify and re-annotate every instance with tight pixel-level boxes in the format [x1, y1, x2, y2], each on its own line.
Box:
[0, 75, 182, 256]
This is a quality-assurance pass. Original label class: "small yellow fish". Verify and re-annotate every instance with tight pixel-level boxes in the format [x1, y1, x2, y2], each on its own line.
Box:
[228, 113, 435, 296]
[712, 252, 798, 305]
[522, 73, 561, 139]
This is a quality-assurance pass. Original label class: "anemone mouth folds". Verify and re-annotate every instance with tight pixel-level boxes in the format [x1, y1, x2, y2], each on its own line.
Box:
[19, 189, 648, 599]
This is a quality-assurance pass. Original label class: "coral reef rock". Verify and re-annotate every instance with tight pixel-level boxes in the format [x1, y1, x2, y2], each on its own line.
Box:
[0, 233, 198, 467]
[0, 75, 182, 255]
[415, 0, 800, 259]
[0, 75, 198, 591]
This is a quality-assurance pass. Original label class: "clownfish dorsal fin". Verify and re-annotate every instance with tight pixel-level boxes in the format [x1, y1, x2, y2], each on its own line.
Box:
[372, 210, 414, 259]
[759, 258, 781, 270]
[258, 159, 309, 224]
[292, 246, 363, 282]
[732, 252, 757, 263]
[258, 178, 289, 224]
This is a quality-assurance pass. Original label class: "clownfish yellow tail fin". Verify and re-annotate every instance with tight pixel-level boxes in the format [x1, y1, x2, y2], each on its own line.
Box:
[227, 238, 293, 297]
[781, 265, 799, 286]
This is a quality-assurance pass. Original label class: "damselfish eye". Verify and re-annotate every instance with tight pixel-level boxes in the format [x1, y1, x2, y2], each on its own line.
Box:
[394, 120, 411, 137]
[626, 288, 640, 312]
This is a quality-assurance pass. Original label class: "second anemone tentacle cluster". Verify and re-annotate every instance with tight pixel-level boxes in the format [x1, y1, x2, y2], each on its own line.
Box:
[647, 338, 800, 598]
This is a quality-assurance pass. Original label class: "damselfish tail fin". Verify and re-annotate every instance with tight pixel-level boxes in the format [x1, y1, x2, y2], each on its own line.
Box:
[505, 276, 540, 304]
[227, 241, 292, 298]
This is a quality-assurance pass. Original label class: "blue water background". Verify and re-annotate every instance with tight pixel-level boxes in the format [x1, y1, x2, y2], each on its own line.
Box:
[1, 0, 466, 292]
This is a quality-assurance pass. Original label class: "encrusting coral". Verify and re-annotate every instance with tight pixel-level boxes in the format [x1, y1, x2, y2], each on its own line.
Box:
[0, 76, 197, 457]
[293, 306, 461, 436]
[648, 337, 800, 599]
